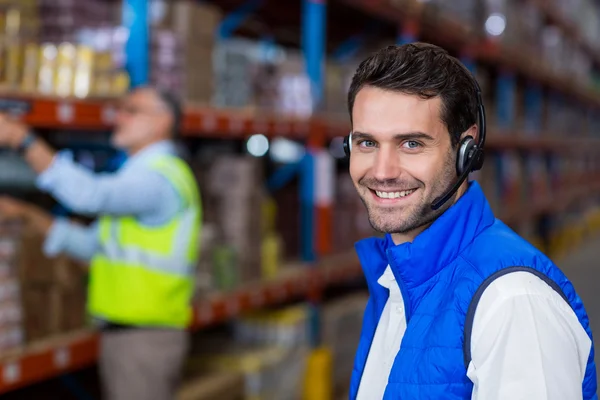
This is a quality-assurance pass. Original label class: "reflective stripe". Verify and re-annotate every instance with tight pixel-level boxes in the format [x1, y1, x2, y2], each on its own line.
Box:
[98, 209, 198, 276]
[97, 248, 195, 276]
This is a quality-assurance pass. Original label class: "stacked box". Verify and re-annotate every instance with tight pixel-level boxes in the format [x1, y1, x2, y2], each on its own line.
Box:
[321, 292, 369, 396]
[177, 371, 245, 400]
[0, 221, 25, 352]
[497, 151, 525, 214]
[172, 1, 218, 104]
[513, 0, 543, 53]
[472, 153, 501, 214]
[0, 220, 87, 347]
[524, 154, 551, 207]
[184, 305, 311, 400]
[0, 0, 128, 98]
[0, 0, 39, 89]
[213, 38, 255, 109]
[17, 228, 88, 342]
[578, 0, 600, 51]
[204, 155, 265, 284]
[274, 50, 313, 118]
[151, 1, 220, 104]
[325, 60, 350, 118]
[37, 0, 114, 43]
[428, 0, 478, 28]
[333, 173, 373, 252]
[150, 29, 185, 99]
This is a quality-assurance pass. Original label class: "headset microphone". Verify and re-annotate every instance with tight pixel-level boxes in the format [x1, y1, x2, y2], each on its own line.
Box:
[430, 141, 482, 210]
[430, 82, 486, 211]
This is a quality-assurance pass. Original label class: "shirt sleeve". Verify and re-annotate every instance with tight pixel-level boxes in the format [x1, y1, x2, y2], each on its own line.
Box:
[467, 271, 592, 400]
[43, 218, 99, 263]
[35, 151, 182, 222]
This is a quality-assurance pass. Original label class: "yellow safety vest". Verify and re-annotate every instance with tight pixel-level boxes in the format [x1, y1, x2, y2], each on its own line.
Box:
[88, 155, 201, 328]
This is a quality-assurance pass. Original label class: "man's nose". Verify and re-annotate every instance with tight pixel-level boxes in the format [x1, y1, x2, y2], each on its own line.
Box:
[371, 145, 401, 182]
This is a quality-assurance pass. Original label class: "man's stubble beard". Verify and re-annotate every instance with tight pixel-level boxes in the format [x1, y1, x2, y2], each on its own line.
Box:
[357, 149, 457, 236]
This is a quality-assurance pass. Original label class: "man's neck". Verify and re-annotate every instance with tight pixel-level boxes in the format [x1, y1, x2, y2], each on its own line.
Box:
[127, 139, 170, 157]
[390, 181, 470, 245]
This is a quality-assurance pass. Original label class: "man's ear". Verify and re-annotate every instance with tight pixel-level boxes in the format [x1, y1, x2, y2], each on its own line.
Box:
[461, 124, 478, 142]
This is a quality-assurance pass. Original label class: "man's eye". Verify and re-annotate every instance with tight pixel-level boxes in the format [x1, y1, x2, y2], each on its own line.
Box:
[358, 140, 376, 148]
[403, 141, 421, 149]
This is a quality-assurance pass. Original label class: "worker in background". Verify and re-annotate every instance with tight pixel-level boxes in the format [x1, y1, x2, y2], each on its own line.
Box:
[345, 43, 596, 399]
[0, 87, 202, 400]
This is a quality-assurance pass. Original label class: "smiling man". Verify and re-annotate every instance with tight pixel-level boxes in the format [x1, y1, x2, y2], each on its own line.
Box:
[347, 43, 597, 400]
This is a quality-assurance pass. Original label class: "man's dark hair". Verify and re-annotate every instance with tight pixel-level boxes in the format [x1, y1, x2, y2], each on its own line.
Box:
[156, 89, 183, 138]
[347, 42, 479, 147]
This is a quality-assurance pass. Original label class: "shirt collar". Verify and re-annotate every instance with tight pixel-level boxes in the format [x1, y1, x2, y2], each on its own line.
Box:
[377, 265, 396, 290]
[124, 140, 177, 167]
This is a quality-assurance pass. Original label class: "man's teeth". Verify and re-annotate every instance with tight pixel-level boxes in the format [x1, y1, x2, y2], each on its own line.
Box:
[375, 189, 416, 199]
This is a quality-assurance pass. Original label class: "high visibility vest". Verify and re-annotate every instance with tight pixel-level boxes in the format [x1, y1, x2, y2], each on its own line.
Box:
[88, 155, 201, 328]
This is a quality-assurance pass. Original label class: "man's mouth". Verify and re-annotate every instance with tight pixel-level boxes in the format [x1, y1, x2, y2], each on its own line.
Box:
[371, 189, 417, 200]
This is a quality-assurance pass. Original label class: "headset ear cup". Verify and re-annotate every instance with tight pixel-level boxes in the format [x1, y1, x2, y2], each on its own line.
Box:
[457, 136, 475, 176]
[343, 134, 352, 158]
[343, 136, 349, 157]
[472, 149, 484, 172]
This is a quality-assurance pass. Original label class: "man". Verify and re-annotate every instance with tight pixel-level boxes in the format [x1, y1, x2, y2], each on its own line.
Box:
[346, 43, 596, 399]
[0, 87, 201, 400]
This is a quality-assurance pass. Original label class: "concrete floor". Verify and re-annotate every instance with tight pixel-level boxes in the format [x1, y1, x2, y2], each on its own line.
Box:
[558, 235, 600, 341]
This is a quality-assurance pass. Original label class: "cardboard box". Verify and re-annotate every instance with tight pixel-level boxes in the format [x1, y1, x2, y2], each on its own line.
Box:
[177, 371, 245, 400]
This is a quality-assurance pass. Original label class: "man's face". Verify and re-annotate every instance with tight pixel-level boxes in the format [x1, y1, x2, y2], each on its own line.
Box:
[112, 88, 172, 152]
[349, 86, 459, 241]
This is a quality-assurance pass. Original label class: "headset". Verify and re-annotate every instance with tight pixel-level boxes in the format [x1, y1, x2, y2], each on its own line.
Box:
[343, 80, 486, 211]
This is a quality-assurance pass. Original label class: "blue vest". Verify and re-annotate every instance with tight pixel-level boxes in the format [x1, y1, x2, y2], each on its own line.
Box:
[349, 181, 597, 399]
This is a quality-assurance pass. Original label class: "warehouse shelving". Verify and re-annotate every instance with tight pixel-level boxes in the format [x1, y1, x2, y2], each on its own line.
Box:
[2, 0, 600, 396]
[339, 0, 600, 106]
[0, 252, 362, 394]
[1, 174, 600, 394]
[529, 0, 600, 67]
[2, 94, 600, 153]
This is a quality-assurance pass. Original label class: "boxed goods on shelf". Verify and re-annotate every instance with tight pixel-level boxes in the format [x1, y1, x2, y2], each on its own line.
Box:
[333, 173, 373, 253]
[33, 41, 128, 99]
[325, 59, 357, 118]
[0, 221, 24, 353]
[177, 370, 245, 400]
[427, 0, 478, 28]
[16, 228, 88, 342]
[192, 153, 275, 291]
[0, 0, 128, 97]
[321, 292, 369, 396]
[512, 1, 543, 53]
[497, 151, 525, 212]
[273, 50, 313, 118]
[212, 38, 255, 109]
[577, 0, 600, 51]
[212, 37, 312, 116]
[0, 221, 88, 346]
[471, 152, 501, 214]
[524, 154, 552, 206]
[151, 0, 220, 104]
[184, 305, 310, 400]
[206, 155, 264, 283]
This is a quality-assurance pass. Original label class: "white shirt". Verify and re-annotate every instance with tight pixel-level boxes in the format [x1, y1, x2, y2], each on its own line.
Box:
[356, 266, 592, 400]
